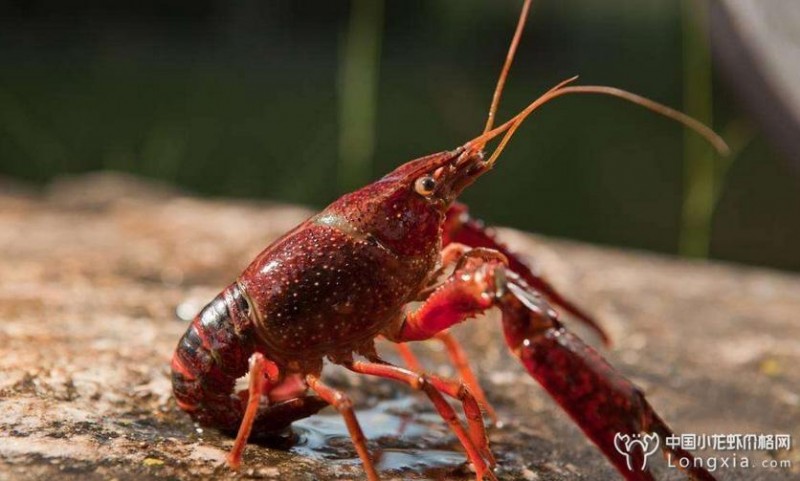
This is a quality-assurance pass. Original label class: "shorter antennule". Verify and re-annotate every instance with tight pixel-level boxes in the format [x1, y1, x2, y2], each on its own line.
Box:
[466, 78, 730, 168]
[468, 75, 579, 154]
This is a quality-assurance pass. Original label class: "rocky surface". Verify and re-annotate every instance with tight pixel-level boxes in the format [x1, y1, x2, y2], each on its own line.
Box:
[1, 173, 798, 481]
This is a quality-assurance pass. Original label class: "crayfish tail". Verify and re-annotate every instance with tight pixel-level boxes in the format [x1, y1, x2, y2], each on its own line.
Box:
[171, 283, 257, 431]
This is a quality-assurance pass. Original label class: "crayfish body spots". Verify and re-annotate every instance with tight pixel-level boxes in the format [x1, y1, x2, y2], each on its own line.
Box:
[239, 219, 435, 360]
[326, 161, 449, 259]
[234, 160, 453, 360]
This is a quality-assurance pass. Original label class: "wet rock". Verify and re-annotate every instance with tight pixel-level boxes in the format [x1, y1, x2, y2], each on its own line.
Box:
[1, 173, 798, 480]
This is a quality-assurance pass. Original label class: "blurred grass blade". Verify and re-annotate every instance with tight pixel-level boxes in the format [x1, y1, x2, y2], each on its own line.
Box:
[679, 0, 716, 258]
[338, 0, 384, 192]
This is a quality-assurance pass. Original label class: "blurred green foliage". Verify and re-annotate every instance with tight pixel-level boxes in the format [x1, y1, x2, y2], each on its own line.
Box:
[0, 0, 797, 270]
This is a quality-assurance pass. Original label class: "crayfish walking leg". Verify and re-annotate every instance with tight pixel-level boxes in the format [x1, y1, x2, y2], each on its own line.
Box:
[305, 374, 381, 481]
[387, 252, 716, 481]
[392, 331, 498, 422]
[343, 360, 497, 481]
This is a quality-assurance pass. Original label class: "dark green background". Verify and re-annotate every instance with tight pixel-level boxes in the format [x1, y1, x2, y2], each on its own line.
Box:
[1, 0, 798, 270]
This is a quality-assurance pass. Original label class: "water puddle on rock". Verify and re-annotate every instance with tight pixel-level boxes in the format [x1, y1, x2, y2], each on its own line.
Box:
[290, 397, 469, 478]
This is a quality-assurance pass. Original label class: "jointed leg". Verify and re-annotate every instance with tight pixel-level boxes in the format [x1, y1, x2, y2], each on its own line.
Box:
[227, 353, 273, 469]
[389, 257, 500, 343]
[389, 342, 494, 461]
[434, 332, 497, 423]
[398, 243, 501, 417]
[395, 245, 501, 421]
[306, 374, 380, 481]
[423, 371, 495, 467]
[392, 335, 497, 423]
[226, 354, 327, 469]
[344, 360, 496, 481]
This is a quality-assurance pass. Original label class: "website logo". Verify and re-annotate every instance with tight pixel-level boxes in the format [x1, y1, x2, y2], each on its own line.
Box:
[614, 432, 660, 471]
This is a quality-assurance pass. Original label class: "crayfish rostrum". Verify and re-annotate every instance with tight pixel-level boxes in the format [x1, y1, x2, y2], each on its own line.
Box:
[171, 1, 727, 480]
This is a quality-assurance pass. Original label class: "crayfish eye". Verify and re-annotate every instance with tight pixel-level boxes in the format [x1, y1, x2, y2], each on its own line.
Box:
[414, 175, 437, 196]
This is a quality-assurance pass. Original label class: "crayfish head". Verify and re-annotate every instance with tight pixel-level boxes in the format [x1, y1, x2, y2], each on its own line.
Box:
[382, 144, 491, 206]
[323, 147, 489, 258]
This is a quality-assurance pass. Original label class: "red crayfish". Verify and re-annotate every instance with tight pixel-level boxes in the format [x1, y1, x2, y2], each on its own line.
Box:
[171, 1, 727, 479]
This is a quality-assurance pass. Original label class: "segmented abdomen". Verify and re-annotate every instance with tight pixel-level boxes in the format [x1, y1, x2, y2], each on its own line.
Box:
[171, 283, 255, 432]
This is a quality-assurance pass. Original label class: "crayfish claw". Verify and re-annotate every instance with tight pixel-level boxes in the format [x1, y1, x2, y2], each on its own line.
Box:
[496, 282, 716, 481]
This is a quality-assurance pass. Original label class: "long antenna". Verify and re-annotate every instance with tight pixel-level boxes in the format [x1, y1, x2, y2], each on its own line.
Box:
[465, 79, 730, 166]
[483, 0, 533, 134]
[467, 75, 579, 151]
